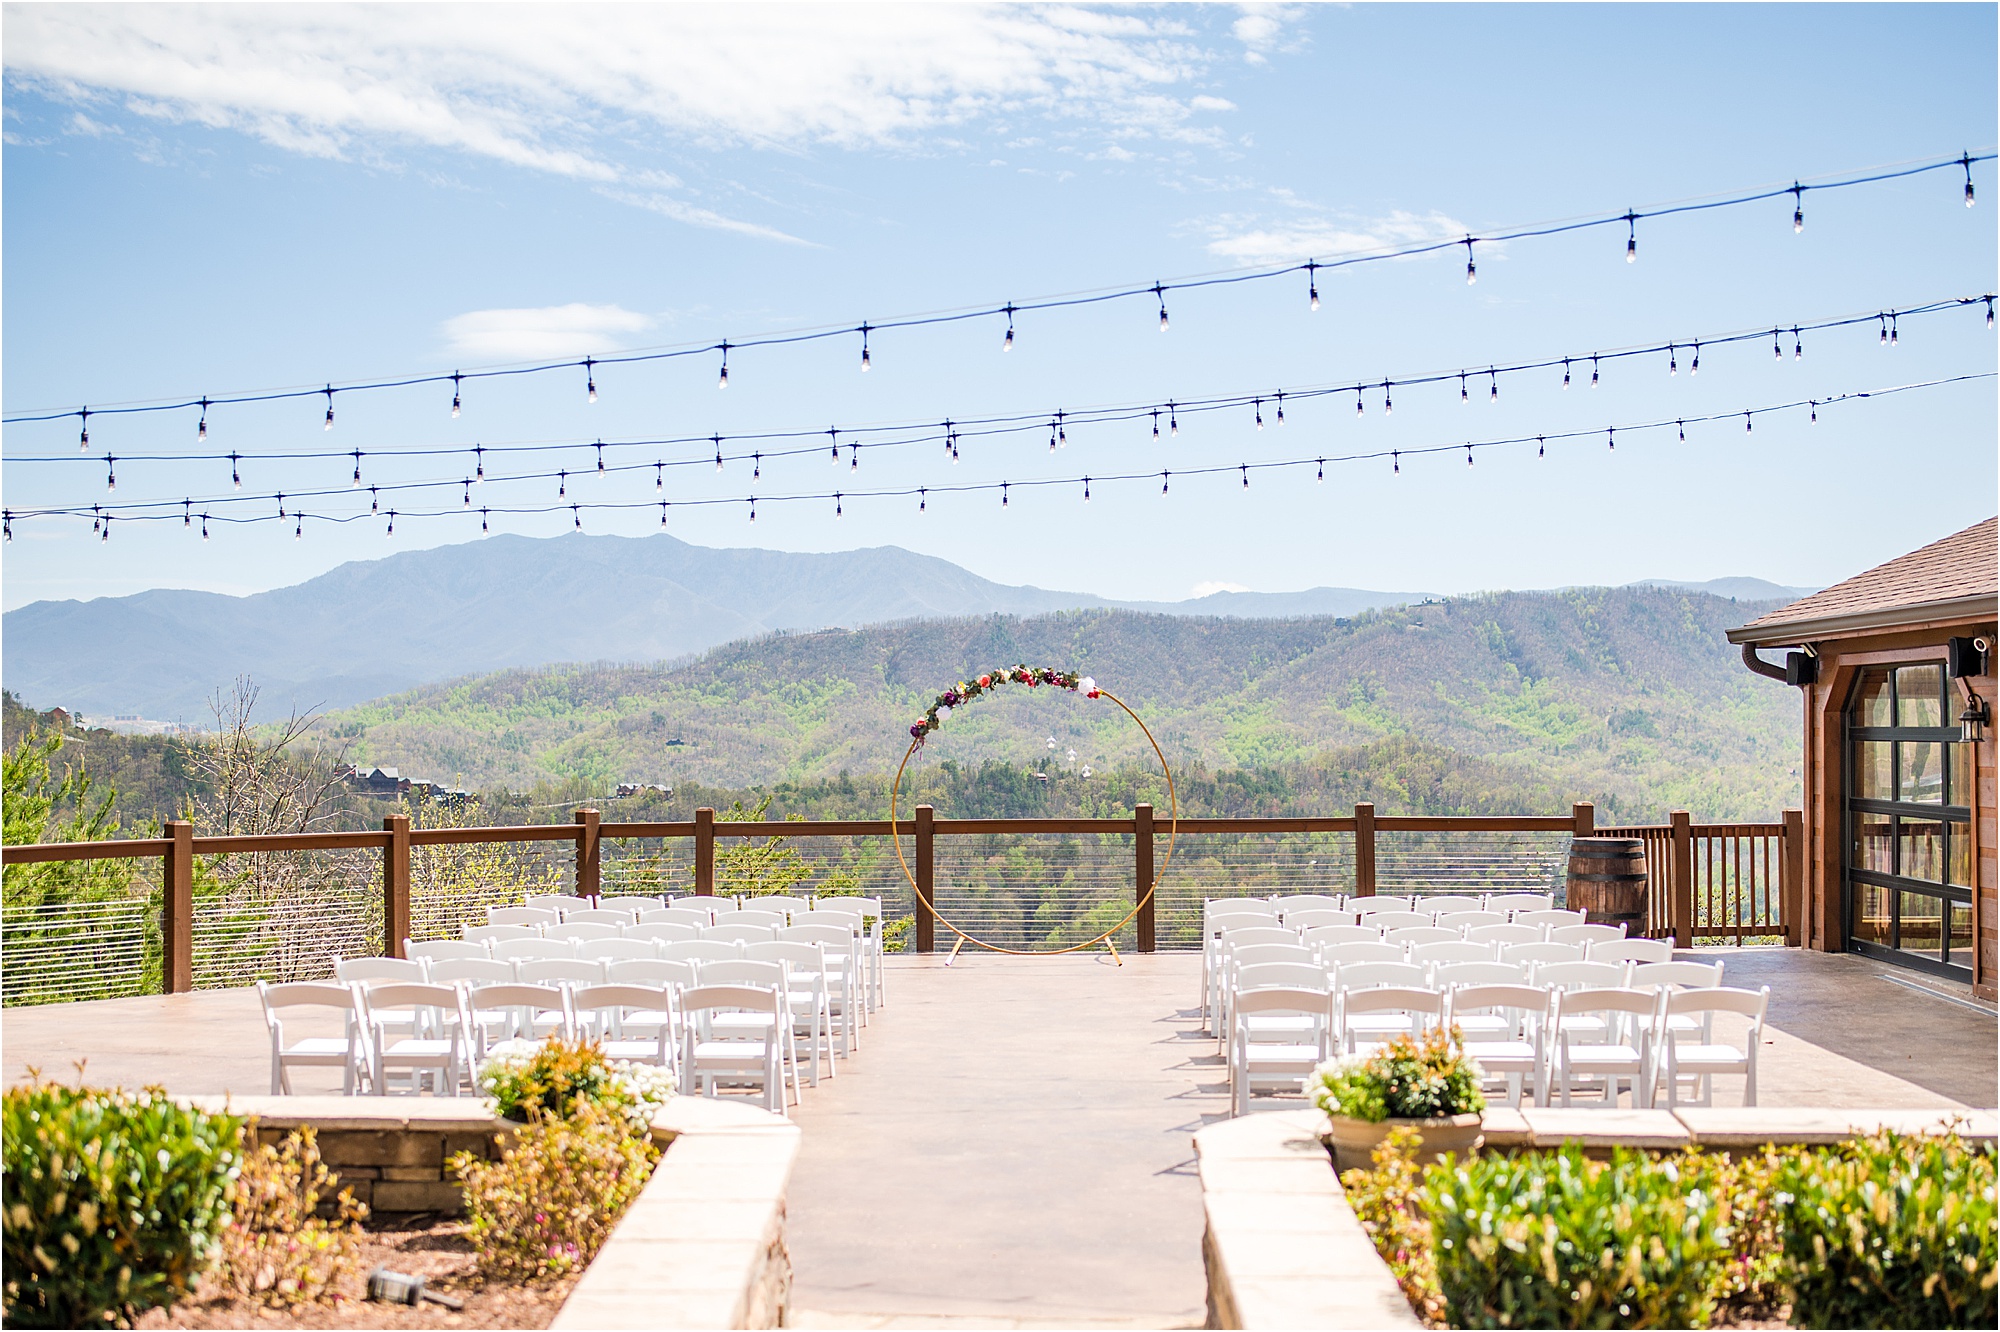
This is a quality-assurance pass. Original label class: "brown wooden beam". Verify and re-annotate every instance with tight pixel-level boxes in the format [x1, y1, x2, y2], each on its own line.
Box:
[383, 813, 411, 959]
[1353, 802, 1376, 897]
[915, 804, 936, 954]
[574, 807, 601, 899]
[693, 807, 715, 895]
[162, 821, 193, 993]
[1135, 803, 1155, 953]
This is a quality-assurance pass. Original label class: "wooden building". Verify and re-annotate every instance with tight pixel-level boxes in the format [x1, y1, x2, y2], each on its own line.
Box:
[1728, 517, 1998, 999]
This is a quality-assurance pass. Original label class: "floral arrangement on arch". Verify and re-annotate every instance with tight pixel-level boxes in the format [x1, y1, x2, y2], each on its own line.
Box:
[910, 665, 1098, 747]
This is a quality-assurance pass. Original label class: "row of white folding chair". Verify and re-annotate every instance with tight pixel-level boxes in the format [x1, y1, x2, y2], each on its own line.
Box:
[649, 901, 884, 1015]
[1206, 891, 1558, 918]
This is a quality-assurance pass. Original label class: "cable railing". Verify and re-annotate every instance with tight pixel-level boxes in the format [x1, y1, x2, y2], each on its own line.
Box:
[1, 800, 1800, 1004]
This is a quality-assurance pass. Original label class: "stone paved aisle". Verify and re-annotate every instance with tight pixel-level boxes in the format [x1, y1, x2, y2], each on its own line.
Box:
[783, 952, 1222, 1329]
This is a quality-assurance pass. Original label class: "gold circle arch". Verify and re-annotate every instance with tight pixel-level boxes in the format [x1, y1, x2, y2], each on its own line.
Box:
[889, 684, 1178, 957]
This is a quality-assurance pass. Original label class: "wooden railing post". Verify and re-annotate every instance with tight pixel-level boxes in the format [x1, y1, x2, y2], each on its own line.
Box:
[1781, 808, 1804, 947]
[162, 820, 194, 993]
[1134, 803, 1156, 953]
[383, 813, 411, 959]
[1353, 802, 1376, 897]
[694, 807, 716, 896]
[1571, 801, 1595, 838]
[574, 807, 601, 900]
[914, 805, 936, 953]
[1670, 809, 1694, 949]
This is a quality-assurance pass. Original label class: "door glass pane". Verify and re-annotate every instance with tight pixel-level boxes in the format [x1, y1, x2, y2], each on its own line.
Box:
[1898, 891, 1944, 958]
[1851, 811, 1894, 874]
[1898, 818, 1946, 882]
[1853, 881, 1893, 946]
[1899, 742, 1944, 803]
[1853, 742, 1895, 801]
[1947, 821, 1973, 886]
[1852, 669, 1893, 727]
[1947, 741, 1970, 807]
[1896, 665, 1943, 728]
[1948, 901, 1973, 959]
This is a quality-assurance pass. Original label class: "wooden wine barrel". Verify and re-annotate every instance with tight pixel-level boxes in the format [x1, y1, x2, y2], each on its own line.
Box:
[1566, 838, 1649, 932]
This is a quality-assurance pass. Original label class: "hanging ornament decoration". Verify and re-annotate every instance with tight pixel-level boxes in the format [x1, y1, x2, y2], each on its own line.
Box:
[889, 667, 1179, 960]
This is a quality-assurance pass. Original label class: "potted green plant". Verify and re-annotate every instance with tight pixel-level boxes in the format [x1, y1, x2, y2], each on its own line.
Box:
[1311, 1026, 1487, 1173]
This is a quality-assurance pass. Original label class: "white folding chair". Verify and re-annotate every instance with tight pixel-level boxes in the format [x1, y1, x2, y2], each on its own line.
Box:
[1211, 926, 1302, 1031]
[1430, 961, 1530, 997]
[625, 920, 701, 946]
[639, 907, 713, 930]
[1367, 911, 1433, 932]
[465, 982, 572, 1056]
[1303, 924, 1382, 950]
[1549, 987, 1662, 1108]
[1467, 923, 1545, 946]
[571, 983, 677, 1072]
[528, 893, 594, 915]
[361, 982, 473, 1096]
[1229, 986, 1332, 1117]
[701, 959, 804, 1104]
[1282, 909, 1353, 932]
[1587, 938, 1673, 965]
[1338, 986, 1443, 1058]
[600, 895, 664, 914]
[1349, 896, 1415, 917]
[465, 923, 537, 944]
[678, 895, 735, 918]
[1487, 893, 1556, 915]
[1443, 911, 1508, 933]
[1384, 925, 1461, 950]
[1408, 940, 1498, 969]
[546, 922, 620, 945]
[1552, 923, 1627, 948]
[488, 906, 559, 929]
[334, 957, 430, 1043]
[663, 940, 745, 968]
[1499, 941, 1586, 970]
[581, 938, 660, 965]
[491, 938, 576, 964]
[1274, 895, 1345, 921]
[1320, 940, 1404, 967]
[1515, 909, 1586, 930]
[407, 938, 487, 964]
[744, 894, 812, 921]
[1332, 962, 1430, 1051]
[607, 957, 700, 990]
[566, 907, 637, 928]
[783, 924, 861, 1055]
[679, 984, 786, 1113]
[732, 910, 791, 932]
[1203, 901, 1281, 1015]
[258, 981, 370, 1095]
[1446, 983, 1552, 1107]
[1418, 896, 1485, 917]
[707, 921, 779, 946]
[1656, 987, 1768, 1107]
[430, 959, 518, 1046]
[746, 941, 835, 1085]
[1217, 943, 1317, 1052]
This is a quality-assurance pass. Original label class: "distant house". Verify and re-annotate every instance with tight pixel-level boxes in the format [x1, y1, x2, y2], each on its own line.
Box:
[616, 782, 673, 798]
[345, 766, 407, 797]
[45, 707, 71, 730]
[1729, 516, 1997, 999]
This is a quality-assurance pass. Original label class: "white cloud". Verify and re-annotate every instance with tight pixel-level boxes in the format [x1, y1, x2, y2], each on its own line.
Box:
[1190, 95, 1236, 113]
[1231, 4, 1303, 64]
[3, 4, 1226, 236]
[1191, 580, 1250, 598]
[1202, 209, 1476, 267]
[440, 303, 656, 361]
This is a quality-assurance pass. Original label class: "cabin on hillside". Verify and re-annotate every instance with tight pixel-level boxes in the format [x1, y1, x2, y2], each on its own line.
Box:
[345, 765, 407, 797]
[1728, 516, 1998, 999]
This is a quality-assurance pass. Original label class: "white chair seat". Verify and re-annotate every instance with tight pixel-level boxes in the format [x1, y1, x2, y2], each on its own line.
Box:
[1464, 1039, 1536, 1064]
[691, 1039, 773, 1066]
[379, 1037, 455, 1059]
[280, 1036, 355, 1061]
[1453, 1014, 1513, 1039]
[1564, 1042, 1643, 1068]
[1666, 1042, 1746, 1069]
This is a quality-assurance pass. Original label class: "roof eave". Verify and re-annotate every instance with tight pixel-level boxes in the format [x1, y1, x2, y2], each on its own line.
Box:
[1726, 593, 2000, 646]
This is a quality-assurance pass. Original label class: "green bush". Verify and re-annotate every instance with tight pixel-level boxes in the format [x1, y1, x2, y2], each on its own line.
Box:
[2, 1080, 242, 1327]
[1427, 1145, 1730, 1329]
[1311, 1026, 1486, 1123]
[1775, 1129, 1998, 1329]
[475, 1037, 675, 1128]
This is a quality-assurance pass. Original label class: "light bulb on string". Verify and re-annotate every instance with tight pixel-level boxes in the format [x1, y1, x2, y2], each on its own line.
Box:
[481, 508, 490, 534]
[1460, 372, 1469, 404]
[1677, 419, 1686, 442]
[1793, 327, 1803, 360]
[1744, 411, 1753, 433]
[752, 454, 761, 480]
[1001, 482, 1009, 509]
[386, 510, 396, 538]
[1809, 400, 1818, 424]
[1537, 436, 1545, 457]
[1624, 211, 1637, 262]
[595, 441, 606, 474]
[350, 451, 362, 487]
[1383, 381, 1393, 415]
[1057, 410, 1067, 446]
[659, 502, 669, 528]
[1879, 314, 1890, 345]
[1792, 183, 1805, 233]
[585, 358, 597, 403]
[851, 444, 860, 471]
[79, 409, 90, 452]
[183, 499, 191, 528]
[91, 506, 100, 536]
[1151, 409, 1161, 441]
[1465, 444, 1474, 466]
[369, 486, 380, 514]
[919, 488, 927, 513]
[295, 513, 303, 541]
[1591, 355, 1600, 387]
[1239, 465, 1248, 489]
[1668, 345, 1678, 375]
[1275, 392, 1286, 426]
[749, 498, 757, 523]
[1462, 237, 1476, 285]
[100, 514, 109, 544]
[1169, 402, 1179, 435]
[1355, 388, 1365, 417]
[1562, 359, 1571, 389]
[1606, 428, 1615, 450]
[1392, 451, 1400, 475]
[3, 512, 12, 543]
[655, 462, 665, 491]
[1964, 152, 1977, 206]
[1307, 260, 1320, 311]
[1083, 477, 1092, 502]
[232, 453, 243, 489]
[1315, 458, 1323, 482]
[201, 513, 210, 542]
[1003, 304, 1016, 350]
[462, 480, 472, 507]
[573, 506, 582, 531]
[323, 386, 335, 430]
[275, 492, 285, 519]
[1153, 282, 1169, 331]
[834, 492, 843, 519]
[1986, 296, 1995, 329]
[105, 456, 116, 492]
[1049, 422, 1058, 454]
[1772, 329, 1783, 361]
[1161, 470, 1171, 495]
[1254, 399, 1264, 430]
[859, 323, 872, 370]
[1691, 342, 1701, 375]
[1488, 369, 1498, 403]
[715, 435, 725, 472]
[829, 429, 839, 464]
[557, 470, 567, 499]
[1890, 313, 1899, 346]
[718, 342, 730, 389]
[197, 398, 210, 442]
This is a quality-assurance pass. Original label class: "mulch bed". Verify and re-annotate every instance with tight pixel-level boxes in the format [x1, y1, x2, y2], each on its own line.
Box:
[135, 1215, 577, 1330]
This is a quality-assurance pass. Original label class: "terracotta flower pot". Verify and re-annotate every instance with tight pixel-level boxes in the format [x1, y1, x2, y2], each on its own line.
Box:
[1323, 1112, 1485, 1174]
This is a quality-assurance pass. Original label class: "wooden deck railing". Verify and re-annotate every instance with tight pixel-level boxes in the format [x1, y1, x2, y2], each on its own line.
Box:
[3, 799, 1800, 996]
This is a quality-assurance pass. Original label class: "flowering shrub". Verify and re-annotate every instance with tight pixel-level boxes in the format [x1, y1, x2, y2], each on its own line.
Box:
[213, 1124, 368, 1307]
[1341, 1127, 1447, 1327]
[478, 1038, 674, 1130]
[1311, 1028, 1486, 1123]
[450, 1101, 657, 1282]
[909, 665, 1089, 746]
[2, 1080, 241, 1327]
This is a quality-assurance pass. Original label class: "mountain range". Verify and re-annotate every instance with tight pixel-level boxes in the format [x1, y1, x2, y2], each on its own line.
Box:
[0, 531, 1815, 721]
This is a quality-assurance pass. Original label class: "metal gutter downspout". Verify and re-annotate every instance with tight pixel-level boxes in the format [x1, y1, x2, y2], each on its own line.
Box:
[1741, 643, 1790, 681]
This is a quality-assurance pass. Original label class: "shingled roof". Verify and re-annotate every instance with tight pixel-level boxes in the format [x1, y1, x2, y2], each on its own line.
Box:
[1728, 516, 1998, 646]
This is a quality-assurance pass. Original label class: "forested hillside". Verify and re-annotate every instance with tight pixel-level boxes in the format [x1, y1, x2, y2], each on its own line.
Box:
[329, 587, 1803, 823]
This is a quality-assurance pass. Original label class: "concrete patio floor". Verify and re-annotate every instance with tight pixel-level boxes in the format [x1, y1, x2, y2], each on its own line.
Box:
[2, 944, 1993, 1328]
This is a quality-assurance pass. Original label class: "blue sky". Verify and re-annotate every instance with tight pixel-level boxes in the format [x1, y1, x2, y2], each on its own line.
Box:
[3, 2, 1995, 612]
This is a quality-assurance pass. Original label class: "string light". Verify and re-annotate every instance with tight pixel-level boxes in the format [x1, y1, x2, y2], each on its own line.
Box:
[1151, 409, 1161, 440]
[183, 499, 191, 527]
[451, 373, 465, 418]
[295, 512, 303, 540]
[851, 443, 860, 471]
[1057, 410, 1067, 447]
[1691, 342, 1701, 375]
[462, 479, 472, 507]
[79, 409, 89, 452]
[1562, 359, 1571, 389]
[585, 358, 598, 403]
[1793, 326, 1803, 360]
[1809, 400, 1817, 423]
[1625, 211, 1637, 262]
[1986, 297, 1995, 329]
[482, 508, 490, 533]
[1668, 345, 1678, 376]
[1772, 329, 1783, 361]
[1537, 435, 1545, 457]
[1460, 372, 1469, 404]
[918, 487, 927, 512]
[1677, 419, 1685, 441]
[749, 497, 757, 522]
[1315, 457, 1323, 481]
[1392, 451, 1400, 474]
[1964, 152, 1977, 206]
[1890, 313, 1900, 345]
[860, 323, 872, 371]
[596, 441, 606, 473]
[3, 512, 11, 543]
[716, 435, 725, 471]
[1382, 381, 1393, 416]
[91, 506, 100, 537]
[1488, 369, 1499, 403]
[834, 492, 843, 518]
[386, 509, 396, 537]
[1001, 482, 1009, 508]
[1254, 399, 1265, 430]
[1465, 444, 1474, 466]
[1355, 387, 1365, 417]
[1606, 428, 1615, 450]
[232, 453, 243, 489]
[1003, 304, 1016, 350]
[1463, 237, 1477, 285]
[201, 513, 210, 541]
[105, 456, 115, 492]
[1239, 464, 1249, 489]
[197, 397, 209, 441]
[350, 451, 362, 487]
[277, 493, 286, 519]
[1169, 402, 1179, 435]
[655, 462, 664, 491]
[1793, 183, 1805, 233]
[1306, 260, 1320, 311]
[1275, 392, 1286, 426]
[323, 386, 335, 430]
[370, 486, 380, 514]
[659, 501, 669, 527]
[1161, 470, 1171, 494]
[1084, 476, 1093, 501]
[1591, 355, 1600, 387]
[1153, 283, 1169, 331]
[752, 454, 761, 480]
[1880, 314, 1890, 345]
[573, 505, 582, 530]
[1744, 410, 1753, 433]
[100, 513, 109, 543]
[557, 470, 567, 499]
